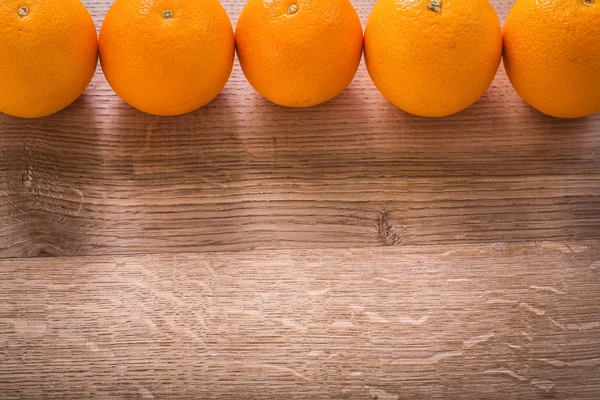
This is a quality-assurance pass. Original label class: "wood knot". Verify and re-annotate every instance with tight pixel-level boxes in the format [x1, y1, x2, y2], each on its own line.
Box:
[376, 211, 402, 246]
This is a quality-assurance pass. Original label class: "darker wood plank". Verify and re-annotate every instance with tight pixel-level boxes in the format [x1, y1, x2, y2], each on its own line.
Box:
[1, 242, 599, 398]
[1, 0, 599, 257]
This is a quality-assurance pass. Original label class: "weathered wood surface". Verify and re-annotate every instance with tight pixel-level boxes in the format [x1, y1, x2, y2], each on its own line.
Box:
[1, 0, 599, 257]
[1, 1, 599, 397]
[1, 243, 599, 399]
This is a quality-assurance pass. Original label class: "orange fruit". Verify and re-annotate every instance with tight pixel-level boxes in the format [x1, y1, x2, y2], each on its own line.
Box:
[503, 0, 600, 118]
[235, 0, 363, 108]
[364, 0, 503, 117]
[0, 0, 98, 118]
[99, 0, 235, 116]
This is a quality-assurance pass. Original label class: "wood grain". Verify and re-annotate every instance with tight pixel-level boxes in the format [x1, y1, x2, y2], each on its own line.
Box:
[1, 242, 600, 399]
[0, 0, 598, 257]
[2, 2, 599, 397]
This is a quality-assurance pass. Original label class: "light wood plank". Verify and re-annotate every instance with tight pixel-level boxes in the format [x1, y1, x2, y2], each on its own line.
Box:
[1, 0, 600, 257]
[1, 242, 599, 398]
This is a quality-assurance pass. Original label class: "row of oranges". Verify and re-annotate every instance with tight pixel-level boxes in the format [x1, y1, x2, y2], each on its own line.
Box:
[1, 0, 598, 120]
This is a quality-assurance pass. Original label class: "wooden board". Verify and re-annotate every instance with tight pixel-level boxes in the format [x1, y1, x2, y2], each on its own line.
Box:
[1, 243, 600, 399]
[1, 0, 599, 258]
[1, 0, 600, 398]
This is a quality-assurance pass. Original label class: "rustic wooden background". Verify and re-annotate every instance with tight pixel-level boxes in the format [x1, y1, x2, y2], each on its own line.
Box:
[1, 0, 599, 398]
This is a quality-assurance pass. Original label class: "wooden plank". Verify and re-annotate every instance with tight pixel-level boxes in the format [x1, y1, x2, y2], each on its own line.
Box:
[1, 0, 600, 257]
[1, 242, 599, 398]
